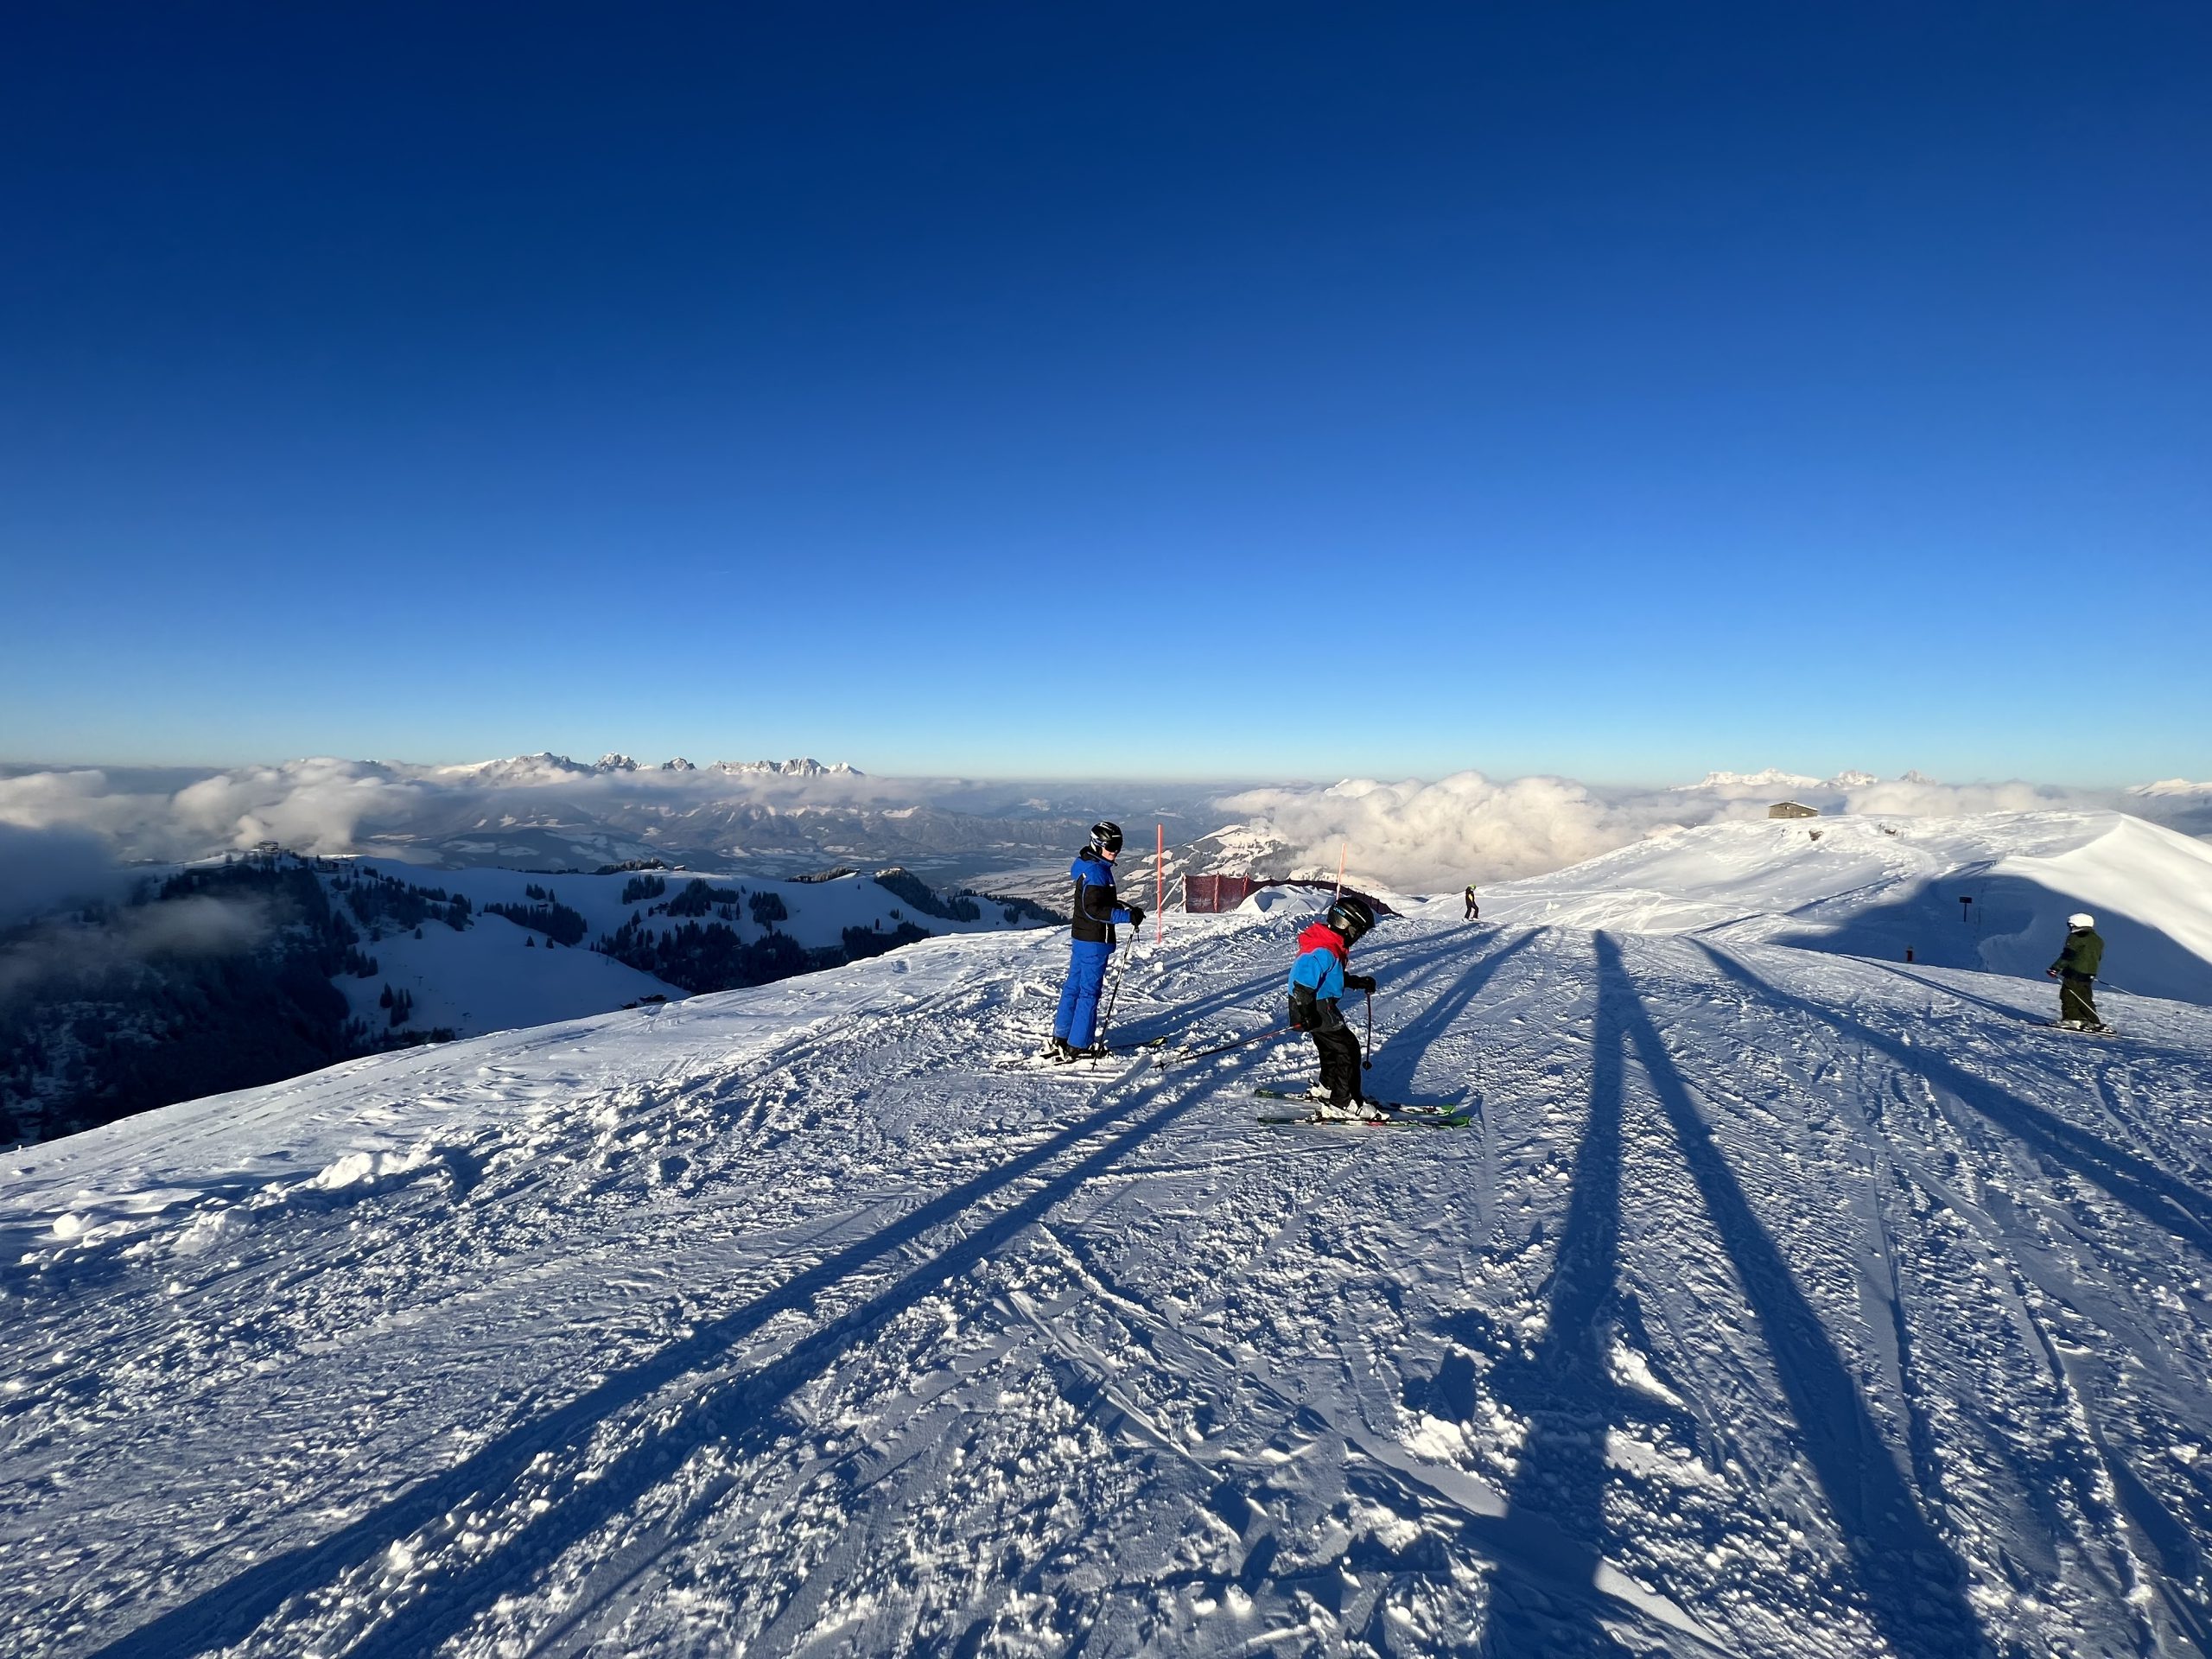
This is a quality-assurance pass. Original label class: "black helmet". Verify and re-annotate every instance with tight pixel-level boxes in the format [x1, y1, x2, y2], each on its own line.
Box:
[1325, 893, 1376, 943]
[1090, 820, 1124, 855]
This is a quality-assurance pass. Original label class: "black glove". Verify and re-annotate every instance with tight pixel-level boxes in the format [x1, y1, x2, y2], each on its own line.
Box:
[1347, 973, 1376, 995]
[1125, 906, 1146, 930]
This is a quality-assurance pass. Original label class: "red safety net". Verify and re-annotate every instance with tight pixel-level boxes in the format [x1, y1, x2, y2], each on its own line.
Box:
[1184, 874, 1262, 913]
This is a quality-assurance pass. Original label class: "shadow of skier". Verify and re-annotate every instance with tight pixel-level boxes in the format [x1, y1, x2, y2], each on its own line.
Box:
[1698, 943, 2212, 1255]
[1479, 931, 1630, 1656]
[86, 1065, 1219, 1659]
[1616, 935, 1986, 1659]
[1365, 928, 1541, 1105]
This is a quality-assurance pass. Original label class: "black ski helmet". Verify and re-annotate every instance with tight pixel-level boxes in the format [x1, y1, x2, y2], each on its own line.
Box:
[1090, 820, 1124, 856]
[1325, 893, 1376, 943]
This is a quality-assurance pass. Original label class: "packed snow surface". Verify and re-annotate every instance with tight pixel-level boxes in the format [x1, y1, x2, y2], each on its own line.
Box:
[6, 879, 2212, 1653]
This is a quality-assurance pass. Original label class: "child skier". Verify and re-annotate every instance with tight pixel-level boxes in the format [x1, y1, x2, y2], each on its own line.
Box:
[1049, 821, 1144, 1060]
[1286, 894, 1379, 1117]
[2046, 912, 2108, 1031]
[1463, 884, 1480, 921]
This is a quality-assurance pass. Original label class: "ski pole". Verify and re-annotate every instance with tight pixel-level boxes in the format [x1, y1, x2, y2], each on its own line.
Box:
[1157, 1023, 1294, 1070]
[1363, 989, 1373, 1072]
[1096, 930, 1135, 1046]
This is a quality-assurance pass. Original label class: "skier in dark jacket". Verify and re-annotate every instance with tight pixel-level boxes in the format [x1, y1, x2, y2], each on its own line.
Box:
[1050, 821, 1144, 1060]
[1286, 894, 1379, 1117]
[2047, 912, 2107, 1031]
[1464, 885, 1480, 921]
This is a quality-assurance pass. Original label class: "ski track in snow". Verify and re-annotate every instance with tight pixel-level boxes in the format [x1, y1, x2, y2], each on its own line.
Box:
[3, 911, 2211, 1656]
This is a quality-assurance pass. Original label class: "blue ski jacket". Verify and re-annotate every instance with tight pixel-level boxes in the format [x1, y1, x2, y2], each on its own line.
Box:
[1069, 852, 1134, 944]
[1287, 937, 1349, 1001]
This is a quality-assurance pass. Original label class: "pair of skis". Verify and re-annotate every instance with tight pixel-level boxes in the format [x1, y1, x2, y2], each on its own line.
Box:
[1251, 1088, 1474, 1129]
[993, 1035, 1169, 1074]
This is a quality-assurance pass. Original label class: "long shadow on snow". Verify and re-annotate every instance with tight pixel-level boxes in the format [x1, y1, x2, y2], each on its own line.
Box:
[1114, 963, 1285, 1050]
[1365, 930, 1541, 1107]
[1616, 937, 1986, 1658]
[1769, 868, 2212, 1008]
[1118, 924, 1527, 1061]
[86, 1067, 1214, 1659]
[1696, 944, 2212, 1257]
[1697, 942, 2212, 1642]
[1865, 960, 2210, 1068]
[1478, 932, 1629, 1656]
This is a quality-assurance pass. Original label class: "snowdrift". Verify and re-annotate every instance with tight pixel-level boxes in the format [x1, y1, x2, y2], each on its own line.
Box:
[7, 823, 2212, 1656]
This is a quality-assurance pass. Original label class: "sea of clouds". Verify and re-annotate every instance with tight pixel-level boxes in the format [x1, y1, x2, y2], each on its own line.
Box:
[1, 755, 2204, 919]
[0, 757, 1141, 918]
[1211, 768, 2207, 893]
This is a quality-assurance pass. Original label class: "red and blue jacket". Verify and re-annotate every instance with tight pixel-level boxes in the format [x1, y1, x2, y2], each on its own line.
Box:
[1287, 923, 1350, 1001]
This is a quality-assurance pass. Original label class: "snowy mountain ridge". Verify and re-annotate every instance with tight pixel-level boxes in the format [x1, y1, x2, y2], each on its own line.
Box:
[1465, 808, 2212, 1006]
[1669, 766, 1826, 791]
[7, 811, 2212, 1655]
[436, 753, 865, 785]
[713, 758, 865, 779]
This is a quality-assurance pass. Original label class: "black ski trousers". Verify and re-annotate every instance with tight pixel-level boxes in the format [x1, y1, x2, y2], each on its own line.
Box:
[2060, 974, 2101, 1027]
[1312, 1027, 1363, 1103]
[1292, 1000, 1362, 1106]
[1293, 993, 1364, 1103]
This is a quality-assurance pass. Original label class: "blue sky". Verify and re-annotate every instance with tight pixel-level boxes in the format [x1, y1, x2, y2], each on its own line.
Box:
[3, 3, 2207, 785]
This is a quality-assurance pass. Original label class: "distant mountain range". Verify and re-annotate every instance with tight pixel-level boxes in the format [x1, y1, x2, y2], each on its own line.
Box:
[446, 753, 866, 785]
[1670, 766, 1882, 792]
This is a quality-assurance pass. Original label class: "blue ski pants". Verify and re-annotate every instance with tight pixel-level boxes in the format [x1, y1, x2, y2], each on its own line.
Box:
[1053, 938, 1115, 1048]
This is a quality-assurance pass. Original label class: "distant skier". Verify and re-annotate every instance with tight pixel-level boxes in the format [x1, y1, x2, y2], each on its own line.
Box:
[2046, 912, 2108, 1032]
[1049, 821, 1144, 1061]
[1464, 884, 1480, 921]
[1287, 894, 1379, 1118]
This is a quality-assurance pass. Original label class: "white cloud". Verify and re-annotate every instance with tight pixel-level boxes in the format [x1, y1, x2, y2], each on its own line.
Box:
[1216, 772, 1735, 891]
[0, 760, 436, 862]
[1214, 768, 2143, 893]
[0, 770, 170, 844]
[168, 760, 429, 857]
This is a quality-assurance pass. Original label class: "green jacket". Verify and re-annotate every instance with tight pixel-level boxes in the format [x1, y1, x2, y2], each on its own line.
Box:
[2050, 927, 2104, 979]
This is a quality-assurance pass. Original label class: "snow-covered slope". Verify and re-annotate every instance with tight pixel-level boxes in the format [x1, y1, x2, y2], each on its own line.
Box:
[7, 887, 2212, 1656]
[1465, 810, 2212, 1005]
[328, 861, 1043, 1039]
[331, 901, 680, 1038]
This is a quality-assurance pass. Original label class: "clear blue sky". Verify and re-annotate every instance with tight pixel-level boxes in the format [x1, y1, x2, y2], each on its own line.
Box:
[3, 3, 2207, 785]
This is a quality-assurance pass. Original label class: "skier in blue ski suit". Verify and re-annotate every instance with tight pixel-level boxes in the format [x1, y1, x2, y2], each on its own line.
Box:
[1050, 821, 1145, 1060]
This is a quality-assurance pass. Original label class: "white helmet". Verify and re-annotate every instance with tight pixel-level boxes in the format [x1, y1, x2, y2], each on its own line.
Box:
[2067, 912, 2095, 931]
